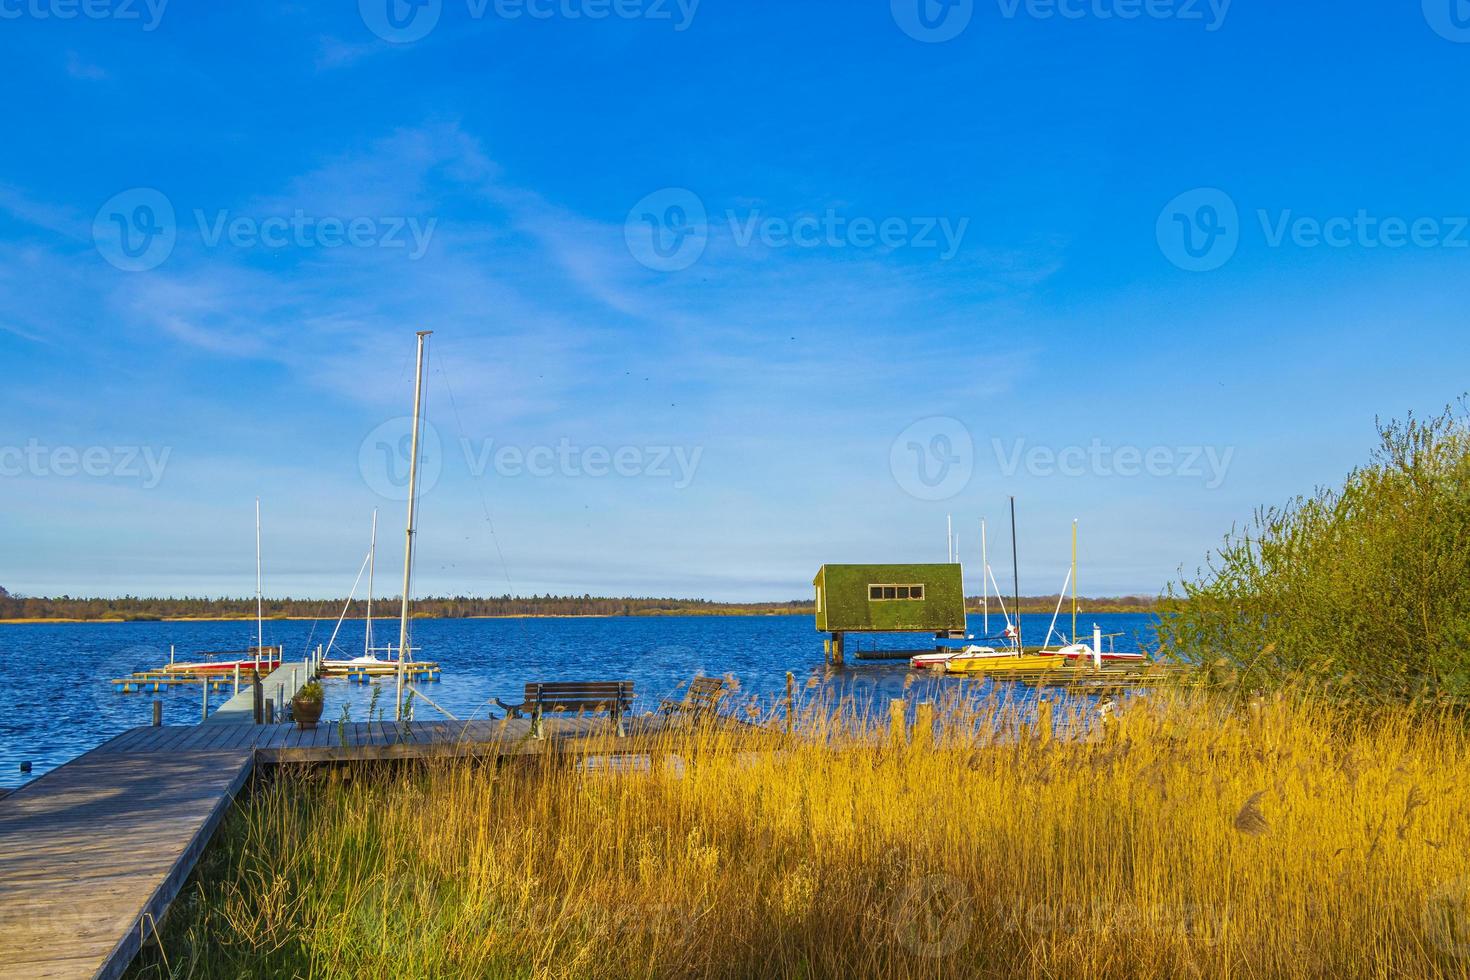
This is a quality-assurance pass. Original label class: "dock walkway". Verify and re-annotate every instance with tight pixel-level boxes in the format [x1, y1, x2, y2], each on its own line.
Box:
[201, 659, 314, 725]
[0, 715, 654, 980]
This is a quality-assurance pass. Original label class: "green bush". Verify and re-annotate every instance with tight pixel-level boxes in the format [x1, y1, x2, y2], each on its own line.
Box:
[1159, 399, 1470, 702]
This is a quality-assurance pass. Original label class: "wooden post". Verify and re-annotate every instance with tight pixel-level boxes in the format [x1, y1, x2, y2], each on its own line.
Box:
[252, 669, 263, 724]
[831, 632, 845, 666]
[233, 664, 241, 695]
[169, 644, 175, 668]
[915, 701, 934, 751]
[201, 682, 209, 722]
[264, 699, 274, 725]
[785, 671, 795, 735]
[1036, 699, 1053, 746]
[152, 700, 163, 727]
[889, 699, 906, 745]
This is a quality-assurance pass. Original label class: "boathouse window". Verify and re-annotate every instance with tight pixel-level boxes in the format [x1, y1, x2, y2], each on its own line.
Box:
[868, 584, 924, 601]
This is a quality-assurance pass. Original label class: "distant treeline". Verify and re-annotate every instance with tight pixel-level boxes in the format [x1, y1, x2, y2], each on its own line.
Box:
[0, 590, 1157, 622]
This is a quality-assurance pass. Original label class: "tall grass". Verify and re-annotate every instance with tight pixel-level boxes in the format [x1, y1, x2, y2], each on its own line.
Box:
[1159, 400, 1470, 701]
[130, 693, 1470, 979]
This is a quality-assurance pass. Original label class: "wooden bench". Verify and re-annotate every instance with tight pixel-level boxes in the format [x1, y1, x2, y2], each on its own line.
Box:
[660, 676, 730, 720]
[497, 681, 635, 737]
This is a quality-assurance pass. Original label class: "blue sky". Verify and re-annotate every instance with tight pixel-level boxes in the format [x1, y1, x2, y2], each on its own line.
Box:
[1, 0, 1468, 600]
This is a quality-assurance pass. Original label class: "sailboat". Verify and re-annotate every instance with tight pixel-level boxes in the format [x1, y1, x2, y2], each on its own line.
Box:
[913, 510, 1146, 673]
[166, 498, 282, 675]
[320, 508, 402, 675]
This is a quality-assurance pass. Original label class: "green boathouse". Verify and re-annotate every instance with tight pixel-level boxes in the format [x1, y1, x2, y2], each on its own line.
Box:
[813, 563, 967, 664]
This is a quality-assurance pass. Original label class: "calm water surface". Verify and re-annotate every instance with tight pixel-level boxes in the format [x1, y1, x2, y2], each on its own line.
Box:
[0, 612, 1159, 787]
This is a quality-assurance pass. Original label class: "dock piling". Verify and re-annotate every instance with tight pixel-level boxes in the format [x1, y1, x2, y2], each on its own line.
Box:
[264, 699, 274, 725]
[152, 701, 162, 727]
[201, 682, 209, 721]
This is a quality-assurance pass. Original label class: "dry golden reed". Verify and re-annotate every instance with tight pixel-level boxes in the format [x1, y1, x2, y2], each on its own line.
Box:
[131, 691, 1470, 979]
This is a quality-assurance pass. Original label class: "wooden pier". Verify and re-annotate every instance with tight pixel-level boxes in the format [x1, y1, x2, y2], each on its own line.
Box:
[0, 715, 652, 980]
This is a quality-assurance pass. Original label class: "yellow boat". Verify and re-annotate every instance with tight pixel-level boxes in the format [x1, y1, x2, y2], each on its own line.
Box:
[941, 654, 1068, 675]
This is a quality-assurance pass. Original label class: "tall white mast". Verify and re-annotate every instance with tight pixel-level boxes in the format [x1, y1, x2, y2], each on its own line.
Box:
[946, 514, 953, 563]
[366, 508, 378, 658]
[981, 518, 989, 635]
[255, 497, 263, 669]
[396, 330, 432, 720]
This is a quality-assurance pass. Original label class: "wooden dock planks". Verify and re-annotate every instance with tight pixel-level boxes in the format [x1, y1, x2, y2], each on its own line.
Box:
[0, 747, 253, 980]
[0, 712, 687, 979]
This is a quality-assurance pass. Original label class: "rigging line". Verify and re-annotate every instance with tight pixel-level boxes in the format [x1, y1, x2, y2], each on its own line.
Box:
[323, 547, 373, 659]
[433, 346, 531, 643]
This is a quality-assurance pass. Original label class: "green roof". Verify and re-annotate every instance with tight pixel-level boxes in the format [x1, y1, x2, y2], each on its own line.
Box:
[813, 564, 966, 633]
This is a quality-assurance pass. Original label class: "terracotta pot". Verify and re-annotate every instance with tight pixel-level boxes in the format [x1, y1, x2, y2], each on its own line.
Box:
[292, 696, 325, 730]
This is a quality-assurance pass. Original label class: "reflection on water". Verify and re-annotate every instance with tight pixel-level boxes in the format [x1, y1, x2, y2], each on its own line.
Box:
[0, 612, 1158, 787]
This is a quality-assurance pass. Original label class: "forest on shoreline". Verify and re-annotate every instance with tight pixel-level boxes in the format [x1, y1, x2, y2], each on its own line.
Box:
[0, 588, 1159, 623]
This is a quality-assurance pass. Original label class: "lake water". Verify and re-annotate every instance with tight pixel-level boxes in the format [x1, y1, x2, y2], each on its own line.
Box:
[0, 612, 1160, 788]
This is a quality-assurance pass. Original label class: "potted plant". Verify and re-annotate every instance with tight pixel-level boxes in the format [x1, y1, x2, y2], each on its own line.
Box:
[292, 681, 325, 730]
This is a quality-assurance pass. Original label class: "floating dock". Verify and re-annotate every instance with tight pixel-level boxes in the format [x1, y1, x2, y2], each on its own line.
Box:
[0, 715, 681, 980]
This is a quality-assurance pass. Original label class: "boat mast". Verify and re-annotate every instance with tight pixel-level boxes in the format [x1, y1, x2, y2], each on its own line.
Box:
[396, 330, 432, 721]
[946, 514, 953, 563]
[366, 508, 378, 657]
[255, 497, 263, 670]
[1010, 496, 1021, 655]
[981, 518, 989, 636]
[1071, 519, 1078, 645]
